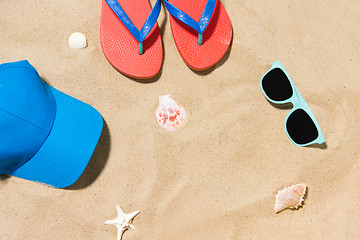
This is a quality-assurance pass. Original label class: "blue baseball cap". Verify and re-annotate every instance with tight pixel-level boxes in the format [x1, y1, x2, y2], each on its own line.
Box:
[0, 60, 103, 188]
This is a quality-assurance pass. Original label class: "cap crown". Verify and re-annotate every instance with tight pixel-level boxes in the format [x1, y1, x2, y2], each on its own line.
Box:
[0, 61, 56, 174]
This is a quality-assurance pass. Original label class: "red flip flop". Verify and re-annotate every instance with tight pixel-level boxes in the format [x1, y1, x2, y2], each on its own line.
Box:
[164, 0, 232, 71]
[100, 0, 163, 79]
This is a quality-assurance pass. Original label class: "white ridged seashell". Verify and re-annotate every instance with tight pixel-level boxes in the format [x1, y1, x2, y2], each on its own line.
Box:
[156, 95, 186, 131]
[274, 183, 307, 213]
[68, 32, 87, 49]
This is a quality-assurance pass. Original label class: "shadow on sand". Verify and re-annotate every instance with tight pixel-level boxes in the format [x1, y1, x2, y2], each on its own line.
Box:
[66, 119, 111, 190]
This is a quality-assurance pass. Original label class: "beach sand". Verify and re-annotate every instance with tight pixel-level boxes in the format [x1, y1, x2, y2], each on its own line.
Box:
[1, 0, 360, 239]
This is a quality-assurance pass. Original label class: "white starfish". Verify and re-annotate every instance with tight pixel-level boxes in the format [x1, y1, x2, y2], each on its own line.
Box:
[105, 205, 140, 240]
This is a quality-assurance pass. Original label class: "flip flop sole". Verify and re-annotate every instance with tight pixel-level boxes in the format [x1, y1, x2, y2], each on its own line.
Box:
[168, 0, 232, 71]
[100, 0, 163, 79]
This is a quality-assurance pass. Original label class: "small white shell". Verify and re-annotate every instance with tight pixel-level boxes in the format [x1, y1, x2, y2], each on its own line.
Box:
[274, 183, 307, 213]
[156, 95, 186, 131]
[68, 32, 87, 49]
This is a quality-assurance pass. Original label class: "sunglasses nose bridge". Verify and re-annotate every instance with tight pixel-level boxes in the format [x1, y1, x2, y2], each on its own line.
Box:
[289, 94, 300, 106]
[284, 107, 295, 124]
[316, 130, 326, 144]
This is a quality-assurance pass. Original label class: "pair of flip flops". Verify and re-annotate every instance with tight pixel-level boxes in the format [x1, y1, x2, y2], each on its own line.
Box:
[100, 0, 233, 79]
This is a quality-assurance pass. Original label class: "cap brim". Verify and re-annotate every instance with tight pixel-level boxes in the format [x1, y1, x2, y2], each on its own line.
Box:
[10, 86, 103, 188]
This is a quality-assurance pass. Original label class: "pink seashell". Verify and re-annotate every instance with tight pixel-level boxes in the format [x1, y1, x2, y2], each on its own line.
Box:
[156, 95, 186, 131]
[274, 183, 307, 213]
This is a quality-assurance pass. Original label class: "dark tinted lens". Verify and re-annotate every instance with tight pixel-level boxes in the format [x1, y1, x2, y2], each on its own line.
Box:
[286, 109, 318, 145]
[262, 68, 293, 101]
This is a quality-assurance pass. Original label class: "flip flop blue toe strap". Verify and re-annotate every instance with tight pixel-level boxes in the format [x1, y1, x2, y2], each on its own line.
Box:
[105, 0, 161, 55]
[164, 0, 217, 45]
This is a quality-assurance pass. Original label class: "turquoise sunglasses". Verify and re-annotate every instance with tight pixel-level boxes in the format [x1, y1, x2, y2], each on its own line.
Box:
[260, 61, 325, 147]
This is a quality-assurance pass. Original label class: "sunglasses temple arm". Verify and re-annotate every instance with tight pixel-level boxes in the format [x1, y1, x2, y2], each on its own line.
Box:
[291, 83, 305, 106]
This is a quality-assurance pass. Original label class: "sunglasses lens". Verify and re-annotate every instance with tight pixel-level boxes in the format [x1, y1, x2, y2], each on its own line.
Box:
[286, 109, 318, 145]
[262, 68, 293, 101]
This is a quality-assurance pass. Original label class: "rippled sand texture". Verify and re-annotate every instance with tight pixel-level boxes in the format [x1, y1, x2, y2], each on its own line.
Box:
[0, 0, 360, 239]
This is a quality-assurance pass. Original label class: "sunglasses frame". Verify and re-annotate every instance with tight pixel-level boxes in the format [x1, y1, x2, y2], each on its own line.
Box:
[260, 61, 325, 147]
